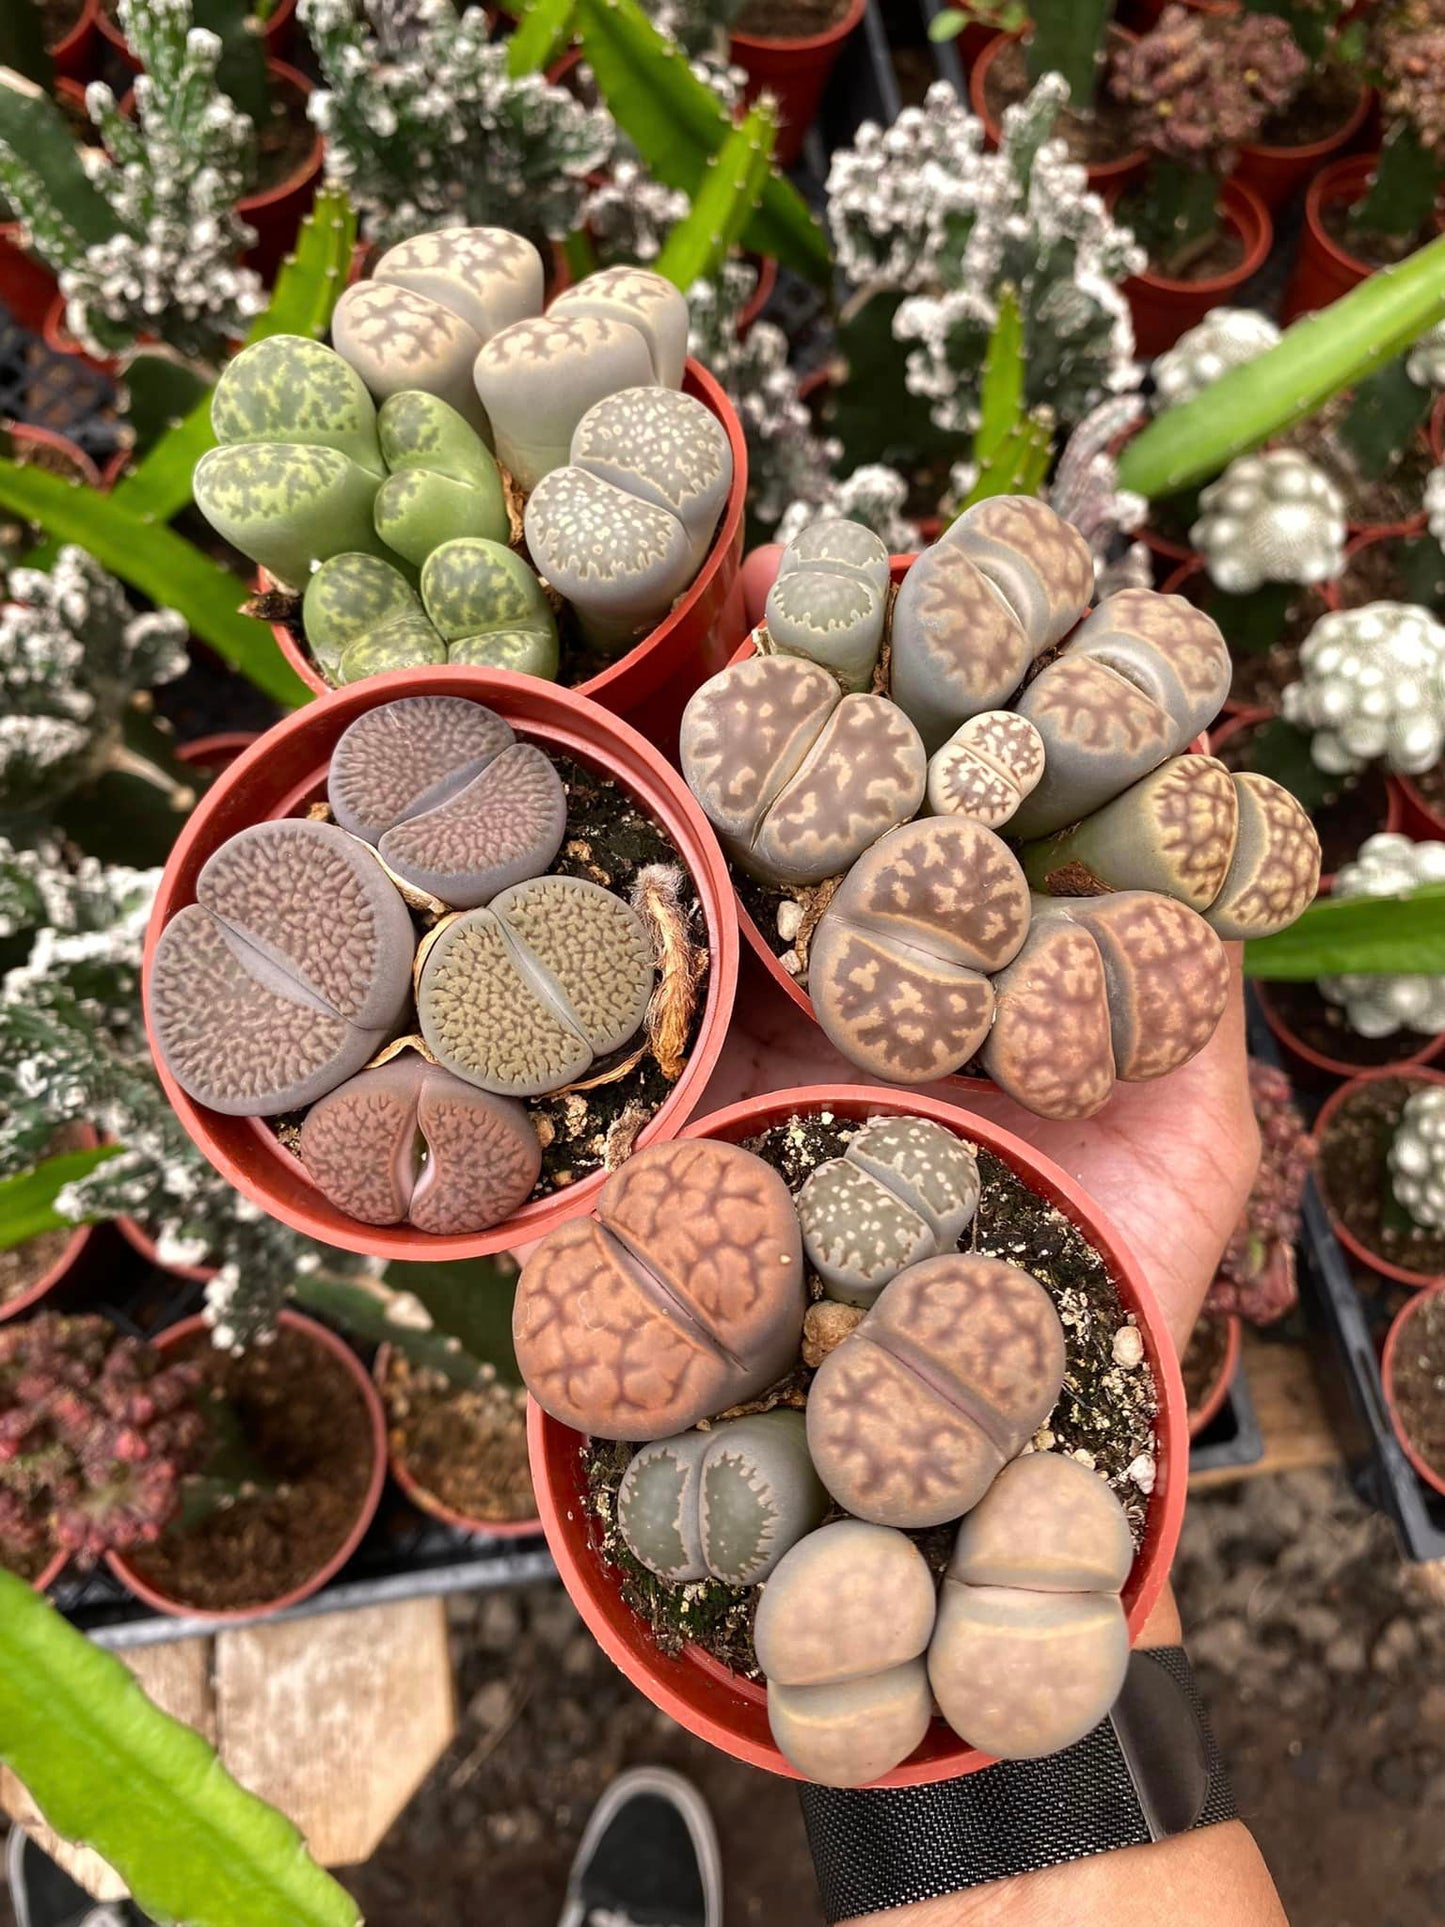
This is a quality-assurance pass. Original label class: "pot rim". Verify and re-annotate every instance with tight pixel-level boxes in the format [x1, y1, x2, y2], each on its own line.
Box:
[1381, 1284, 1445, 1497]
[47, 0, 98, 59]
[729, 0, 866, 58]
[373, 1343, 543, 1539]
[1186, 1310, 1241, 1438]
[1237, 77, 1372, 166]
[1125, 177, 1273, 297]
[1314, 1067, 1445, 1289]
[969, 25, 1146, 184]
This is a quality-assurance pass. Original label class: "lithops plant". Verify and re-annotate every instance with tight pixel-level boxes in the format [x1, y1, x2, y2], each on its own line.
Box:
[1190, 449, 1347, 594]
[764, 520, 891, 693]
[807, 817, 1030, 1083]
[332, 280, 491, 437]
[1151, 307, 1281, 411]
[679, 655, 926, 887]
[419, 538, 559, 679]
[1318, 834, 1445, 1038]
[303, 555, 446, 683]
[928, 1452, 1133, 1760]
[373, 391, 509, 568]
[298, 1057, 540, 1234]
[147, 820, 415, 1117]
[805, 1253, 1066, 1528]
[926, 712, 1045, 828]
[369, 227, 546, 350]
[548, 266, 690, 389]
[796, 1117, 981, 1307]
[617, 1411, 828, 1586]
[1280, 602, 1445, 777]
[473, 312, 657, 492]
[328, 694, 565, 907]
[1389, 1087, 1445, 1230]
[513, 1138, 807, 1440]
[754, 1520, 938, 1787]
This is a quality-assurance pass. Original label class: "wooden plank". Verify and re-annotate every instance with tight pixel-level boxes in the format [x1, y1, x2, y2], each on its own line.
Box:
[1190, 1332, 1341, 1491]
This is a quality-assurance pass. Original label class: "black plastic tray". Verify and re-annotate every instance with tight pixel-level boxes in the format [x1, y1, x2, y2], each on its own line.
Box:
[1188, 1353, 1264, 1477]
[0, 302, 123, 463]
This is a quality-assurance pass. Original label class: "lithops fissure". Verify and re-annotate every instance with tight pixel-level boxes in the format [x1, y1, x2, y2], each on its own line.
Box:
[473, 312, 655, 492]
[328, 694, 566, 907]
[513, 1139, 807, 1439]
[333, 281, 491, 437]
[929, 1453, 1133, 1760]
[618, 1411, 828, 1586]
[927, 712, 1045, 828]
[370, 227, 546, 351]
[147, 819, 415, 1117]
[765, 519, 890, 692]
[548, 267, 690, 390]
[797, 1116, 981, 1307]
[805, 1252, 1066, 1528]
[373, 391, 509, 568]
[420, 537, 559, 680]
[302, 554, 446, 683]
[298, 1057, 540, 1234]
[808, 817, 1030, 1083]
[679, 656, 926, 887]
[754, 1520, 938, 1787]
[209, 334, 384, 477]
[194, 442, 388, 593]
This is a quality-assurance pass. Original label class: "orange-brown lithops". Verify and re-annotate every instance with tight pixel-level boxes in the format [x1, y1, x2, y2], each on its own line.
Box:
[1204, 772, 1321, 940]
[982, 919, 1117, 1121]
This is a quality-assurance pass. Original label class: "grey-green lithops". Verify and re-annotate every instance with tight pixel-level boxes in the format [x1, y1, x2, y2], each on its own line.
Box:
[764, 519, 890, 693]
[473, 311, 656, 492]
[195, 443, 389, 592]
[302, 554, 446, 683]
[374, 390, 509, 568]
[420, 537, 559, 680]
[548, 265, 690, 389]
[332, 279, 491, 436]
[208, 333, 384, 476]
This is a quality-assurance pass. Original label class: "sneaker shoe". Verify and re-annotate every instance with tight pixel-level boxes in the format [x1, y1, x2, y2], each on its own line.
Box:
[6, 1830, 147, 1927]
[557, 1766, 721, 1927]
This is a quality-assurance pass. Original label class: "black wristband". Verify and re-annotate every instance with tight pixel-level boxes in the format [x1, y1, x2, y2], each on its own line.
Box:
[799, 1646, 1236, 1923]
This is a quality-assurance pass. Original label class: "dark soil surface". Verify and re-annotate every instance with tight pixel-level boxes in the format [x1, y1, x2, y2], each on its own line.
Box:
[380, 1352, 535, 1527]
[0, 1227, 72, 1311]
[250, 71, 317, 198]
[1183, 1312, 1230, 1417]
[1262, 980, 1437, 1072]
[1316, 1075, 1445, 1280]
[1253, 65, 1361, 151]
[984, 33, 1139, 167]
[1337, 534, 1445, 618]
[1325, 197, 1423, 270]
[1390, 1291, 1445, 1485]
[1291, 396, 1435, 530]
[735, 0, 852, 36]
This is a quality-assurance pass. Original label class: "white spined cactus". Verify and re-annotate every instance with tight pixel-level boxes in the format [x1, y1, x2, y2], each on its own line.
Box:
[1190, 448, 1347, 594]
[1318, 833, 1445, 1039]
[1389, 1086, 1445, 1228]
[1151, 308, 1281, 411]
[1426, 463, 1445, 550]
[1281, 602, 1445, 776]
[1406, 319, 1445, 392]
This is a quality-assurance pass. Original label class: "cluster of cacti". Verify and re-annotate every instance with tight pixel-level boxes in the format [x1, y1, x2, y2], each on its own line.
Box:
[1207, 1060, 1313, 1326]
[146, 695, 657, 1235]
[1389, 1085, 1445, 1229]
[1189, 449, 1347, 595]
[1352, 0, 1445, 243]
[1281, 603, 1445, 776]
[681, 497, 1321, 1117]
[1318, 833, 1445, 1038]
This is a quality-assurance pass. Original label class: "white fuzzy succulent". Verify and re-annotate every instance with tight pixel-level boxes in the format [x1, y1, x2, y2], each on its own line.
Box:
[1281, 602, 1445, 776]
[1406, 319, 1445, 392]
[584, 160, 690, 266]
[1191, 449, 1347, 594]
[775, 464, 919, 552]
[1389, 1087, 1445, 1228]
[1151, 308, 1281, 411]
[1319, 834, 1445, 1039]
[1426, 463, 1445, 550]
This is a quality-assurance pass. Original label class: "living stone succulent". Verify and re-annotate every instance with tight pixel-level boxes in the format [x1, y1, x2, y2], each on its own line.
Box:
[928, 1453, 1132, 1760]
[550, 268, 691, 390]
[1281, 602, 1445, 776]
[303, 555, 446, 683]
[1389, 1086, 1445, 1230]
[473, 313, 657, 493]
[513, 1138, 806, 1440]
[333, 281, 494, 438]
[1319, 833, 1445, 1038]
[679, 656, 926, 887]
[806, 1253, 1066, 1529]
[1190, 449, 1347, 595]
[926, 713, 1046, 829]
[373, 391, 509, 568]
[754, 1519, 937, 1788]
[1151, 308, 1281, 411]
[297, 1057, 540, 1235]
[617, 1411, 828, 1586]
[419, 538, 560, 679]
[796, 1117, 981, 1307]
[147, 820, 416, 1117]
[763, 520, 891, 693]
[370, 227, 546, 349]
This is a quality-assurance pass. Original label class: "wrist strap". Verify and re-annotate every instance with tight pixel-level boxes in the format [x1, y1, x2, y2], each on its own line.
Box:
[800, 1646, 1236, 1922]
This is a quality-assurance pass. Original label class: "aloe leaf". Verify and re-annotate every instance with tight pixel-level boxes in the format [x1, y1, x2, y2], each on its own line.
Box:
[0, 1573, 359, 1927]
[508, 0, 578, 77]
[1244, 883, 1445, 980]
[0, 1146, 124, 1252]
[656, 101, 776, 292]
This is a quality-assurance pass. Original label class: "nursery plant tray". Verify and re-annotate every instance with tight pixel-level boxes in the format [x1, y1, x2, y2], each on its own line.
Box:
[1189, 1358, 1265, 1477]
[0, 302, 123, 463]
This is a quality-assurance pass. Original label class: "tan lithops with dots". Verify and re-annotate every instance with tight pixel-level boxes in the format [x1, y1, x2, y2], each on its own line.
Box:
[331, 282, 489, 436]
[927, 711, 1046, 828]
[805, 1252, 1066, 1528]
[513, 1138, 806, 1439]
[755, 1520, 938, 1786]
[1205, 773, 1321, 940]
[370, 227, 545, 347]
[982, 919, 1117, 1121]
[548, 266, 690, 388]
[928, 1454, 1133, 1760]
[473, 312, 655, 491]
[807, 817, 1030, 1083]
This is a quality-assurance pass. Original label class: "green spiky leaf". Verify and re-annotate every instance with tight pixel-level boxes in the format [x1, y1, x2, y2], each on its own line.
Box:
[507, 0, 579, 76]
[0, 1146, 124, 1253]
[655, 101, 776, 292]
[974, 285, 1025, 466]
[1245, 883, 1445, 980]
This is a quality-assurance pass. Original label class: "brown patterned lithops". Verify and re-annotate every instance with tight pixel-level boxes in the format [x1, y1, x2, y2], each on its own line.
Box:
[548, 266, 689, 389]
[796, 1117, 981, 1307]
[1203, 772, 1320, 940]
[1023, 755, 1241, 911]
[147, 820, 415, 1117]
[679, 656, 925, 886]
[328, 694, 565, 907]
[927, 712, 1046, 828]
[370, 227, 545, 349]
[332, 282, 489, 437]
[806, 1253, 1066, 1528]
[617, 1411, 828, 1585]
[808, 817, 1030, 1083]
[473, 313, 655, 491]
[982, 919, 1117, 1121]
[297, 1057, 540, 1234]
[764, 519, 890, 692]
[929, 1453, 1133, 1760]
[754, 1520, 937, 1786]
[513, 1139, 806, 1439]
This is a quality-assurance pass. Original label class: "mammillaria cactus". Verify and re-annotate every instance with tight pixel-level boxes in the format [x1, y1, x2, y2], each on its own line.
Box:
[373, 392, 509, 566]
[1427, 464, 1445, 548]
[1281, 603, 1445, 776]
[1407, 319, 1445, 390]
[928, 1453, 1132, 1760]
[617, 1411, 828, 1586]
[926, 713, 1046, 829]
[805, 1253, 1066, 1528]
[1151, 309, 1282, 411]
[1189, 450, 1347, 595]
[763, 521, 890, 693]
[1318, 833, 1445, 1037]
[1389, 1087, 1445, 1228]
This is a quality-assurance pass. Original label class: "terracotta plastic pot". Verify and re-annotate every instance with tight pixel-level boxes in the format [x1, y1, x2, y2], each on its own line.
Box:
[970, 28, 1146, 191]
[1186, 1311, 1240, 1439]
[1315, 1069, 1445, 1289]
[1236, 83, 1373, 214]
[31, 1549, 70, 1593]
[141, 665, 740, 1262]
[730, 0, 867, 170]
[1432, 393, 1445, 466]
[47, 0, 100, 77]
[1281, 155, 1385, 323]
[529, 1084, 1190, 1786]
[105, 1309, 387, 1622]
[0, 228, 60, 334]
[3, 422, 105, 490]
[236, 61, 324, 279]
[1394, 775, 1445, 845]
[0, 1124, 100, 1327]
[114, 1213, 217, 1287]
[739, 254, 778, 333]
[1381, 1286, 1445, 1496]
[40, 291, 119, 379]
[176, 732, 262, 776]
[1254, 980, 1441, 1089]
[271, 358, 747, 755]
[1121, 179, 1273, 360]
[374, 1344, 542, 1539]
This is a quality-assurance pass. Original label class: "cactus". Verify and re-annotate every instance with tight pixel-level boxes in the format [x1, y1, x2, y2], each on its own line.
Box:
[1389, 1085, 1445, 1228]
[1318, 833, 1445, 1037]
[374, 393, 509, 567]
[302, 555, 446, 683]
[1190, 449, 1347, 595]
[1280, 602, 1445, 776]
[653, 102, 776, 294]
[1152, 308, 1282, 411]
[1428, 464, 1445, 547]
[1349, 0, 1445, 244]
[926, 712, 1046, 828]
[763, 520, 890, 693]
[419, 538, 559, 680]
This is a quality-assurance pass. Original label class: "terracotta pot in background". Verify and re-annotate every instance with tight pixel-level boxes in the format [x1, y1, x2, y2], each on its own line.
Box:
[529, 1083, 1189, 1786]
[1122, 179, 1273, 360]
[970, 28, 1146, 192]
[235, 60, 324, 279]
[40, 292, 120, 379]
[730, 0, 867, 171]
[1255, 980, 1440, 1089]
[3, 421, 105, 489]
[142, 666, 740, 1262]
[1187, 1311, 1241, 1439]
[114, 1214, 217, 1287]
[374, 1344, 542, 1539]
[98, 0, 296, 67]
[0, 1123, 101, 1327]
[1314, 1069, 1445, 1289]
[1235, 83, 1373, 214]
[1281, 154, 1386, 322]
[0, 230, 60, 334]
[1394, 775, 1445, 844]
[47, 0, 100, 77]
[739, 254, 778, 333]
[1381, 1286, 1445, 1497]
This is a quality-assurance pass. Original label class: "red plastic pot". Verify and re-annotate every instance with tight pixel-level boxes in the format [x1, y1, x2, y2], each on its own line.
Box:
[0, 228, 60, 334]
[1315, 1069, 1445, 1289]
[141, 666, 740, 1262]
[1256, 980, 1442, 1088]
[970, 29, 1146, 192]
[1186, 1311, 1240, 1439]
[1394, 775, 1445, 845]
[1381, 1286, 1445, 1496]
[374, 1344, 542, 1539]
[739, 254, 778, 333]
[730, 0, 867, 171]
[1281, 154, 1387, 323]
[105, 1309, 387, 1622]
[98, 0, 296, 66]
[1120, 179, 1273, 361]
[529, 1084, 1189, 1786]
[47, 0, 100, 77]
[114, 1213, 217, 1286]
[1236, 83, 1373, 215]
[40, 291, 119, 379]
[0, 1123, 100, 1327]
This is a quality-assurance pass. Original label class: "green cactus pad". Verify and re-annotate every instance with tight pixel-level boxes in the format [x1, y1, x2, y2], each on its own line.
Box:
[210, 335, 384, 479]
[193, 443, 387, 591]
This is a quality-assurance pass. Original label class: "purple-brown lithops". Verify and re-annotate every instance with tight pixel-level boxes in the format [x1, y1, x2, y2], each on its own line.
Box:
[805, 1253, 1066, 1528]
[417, 875, 654, 1097]
[472, 312, 655, 492]
[513, 1139, 807, 1439]
[981, 919, 1117, 1121]
[928, 1453, 1133, 1760]
[754, 1519, 938, 1787]
[796, 1117, 981, 1307]
[297, 1056, 540, 1234]
[926, 711, 1046, 828]
[147, 819, 415, 1117]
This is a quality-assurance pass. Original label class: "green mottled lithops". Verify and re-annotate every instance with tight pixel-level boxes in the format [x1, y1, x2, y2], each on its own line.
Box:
[333, 280, 490, 437]
[549, 265, 690, 389]
[195, 444, 388, 592]
[209, 334, 384, 476]
[617, 1411, 828, 1586]
[473, 311, 656, 491]
[420, 537, 559, 679]
[302, 554, 446, 683]
[370, 226, 545, 349]
[764, 520, 890, 692]
[373, 391, 509, 567]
